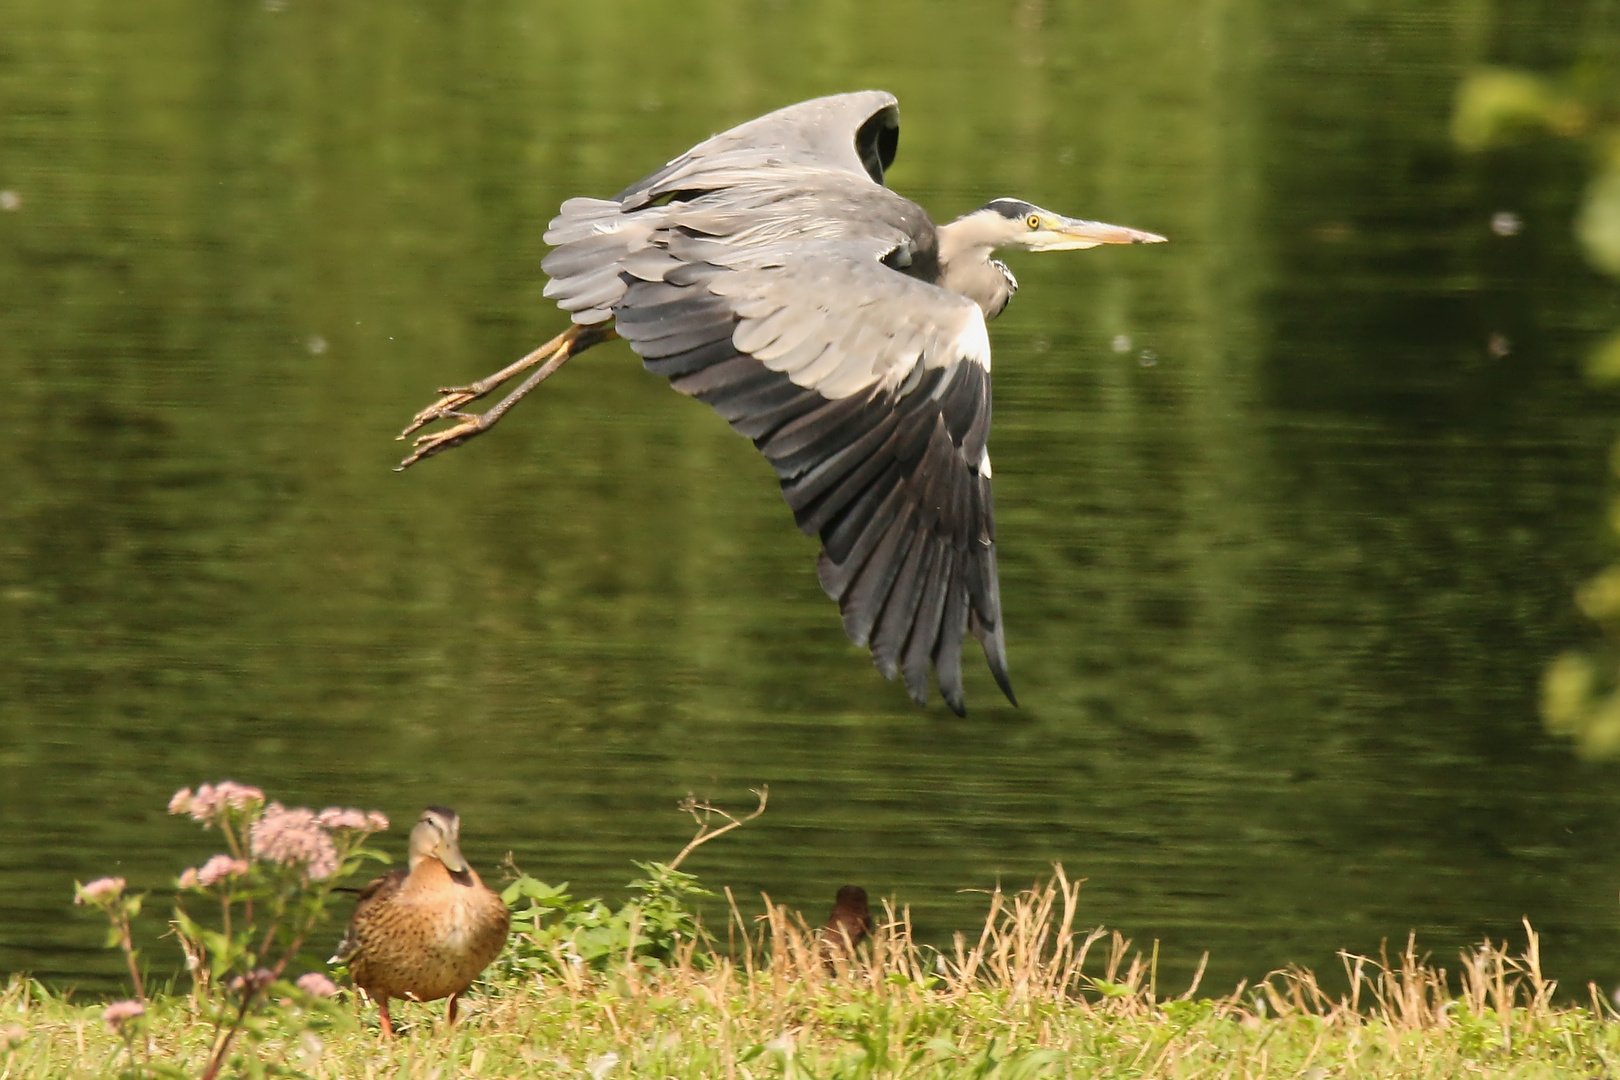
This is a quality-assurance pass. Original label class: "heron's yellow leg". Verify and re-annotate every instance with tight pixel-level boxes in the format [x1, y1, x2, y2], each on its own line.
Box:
[398, 325, 577, 440]
[395, 323, 617, 470]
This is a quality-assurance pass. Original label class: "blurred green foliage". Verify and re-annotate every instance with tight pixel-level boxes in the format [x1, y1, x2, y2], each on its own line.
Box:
[1456, 62, 1620, 754]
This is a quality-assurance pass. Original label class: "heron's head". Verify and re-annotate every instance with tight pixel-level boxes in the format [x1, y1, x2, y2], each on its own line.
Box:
[408, 805, 470, 875]
[957, 198, 1167, 252]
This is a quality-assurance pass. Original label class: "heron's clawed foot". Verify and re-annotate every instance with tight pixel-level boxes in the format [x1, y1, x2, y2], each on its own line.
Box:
[398, 387, 484, 441]
[393, 323, 613, 471]
[396, 411, 493, 470]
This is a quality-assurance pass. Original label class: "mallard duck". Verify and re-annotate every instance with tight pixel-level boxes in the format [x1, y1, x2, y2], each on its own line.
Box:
[332, 806, 509, 1036]
[820, 885, 871, 967]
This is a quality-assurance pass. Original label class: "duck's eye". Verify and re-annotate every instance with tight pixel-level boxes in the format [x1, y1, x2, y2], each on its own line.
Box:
[1026, 214, 1041, 230]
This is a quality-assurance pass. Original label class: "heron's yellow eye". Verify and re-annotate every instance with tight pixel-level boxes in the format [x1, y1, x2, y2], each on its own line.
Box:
[1026, 214, 1041, 230]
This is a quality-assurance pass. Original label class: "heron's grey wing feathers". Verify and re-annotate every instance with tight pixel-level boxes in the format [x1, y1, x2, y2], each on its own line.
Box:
[543, 90, 904, 326]
[705, 249, 986, 399]
[541, 199, 649, 324]
[611, 243, 1012, 713]
[615, 90, 899, 209]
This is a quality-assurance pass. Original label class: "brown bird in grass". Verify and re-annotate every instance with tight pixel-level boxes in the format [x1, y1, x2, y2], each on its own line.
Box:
[332, 806, 509, 1037]
[820, 885, 872, 966]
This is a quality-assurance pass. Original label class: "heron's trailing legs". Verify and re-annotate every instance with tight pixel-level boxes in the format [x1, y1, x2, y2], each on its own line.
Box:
[395, 322, 616, 469]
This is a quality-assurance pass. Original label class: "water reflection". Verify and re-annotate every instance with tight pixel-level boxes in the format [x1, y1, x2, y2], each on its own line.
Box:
[2, 0, 1618, 998]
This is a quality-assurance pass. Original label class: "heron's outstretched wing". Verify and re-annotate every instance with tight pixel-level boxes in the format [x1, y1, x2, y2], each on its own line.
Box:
[541, 90, 899, 328]
[624, 243, 1011, 714]
[541, 93, 1014, 714]
[616, 90, 901, 207]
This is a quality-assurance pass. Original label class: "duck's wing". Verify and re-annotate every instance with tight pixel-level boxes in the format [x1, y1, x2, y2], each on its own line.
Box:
[329, 868, 408, 964]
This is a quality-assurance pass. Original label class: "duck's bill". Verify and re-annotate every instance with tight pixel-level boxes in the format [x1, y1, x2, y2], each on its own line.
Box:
[438, 841, 471, 874]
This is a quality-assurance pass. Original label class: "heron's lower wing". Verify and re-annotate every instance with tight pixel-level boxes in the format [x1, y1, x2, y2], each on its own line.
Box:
[612, 253, 1013, 714]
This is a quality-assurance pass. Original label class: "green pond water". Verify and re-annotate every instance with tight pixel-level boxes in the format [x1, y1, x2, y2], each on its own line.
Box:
[4, 0, 1620, 998]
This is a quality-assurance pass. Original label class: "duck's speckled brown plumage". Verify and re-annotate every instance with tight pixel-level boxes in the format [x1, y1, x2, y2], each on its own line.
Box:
[335, 807, 509, 1036]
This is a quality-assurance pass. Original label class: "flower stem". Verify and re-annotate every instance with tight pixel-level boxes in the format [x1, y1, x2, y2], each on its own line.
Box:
[116, 915, 146, 1003]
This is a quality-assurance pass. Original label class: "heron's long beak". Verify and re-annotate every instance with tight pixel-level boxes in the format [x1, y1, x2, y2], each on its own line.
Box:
[1032, 217, 1168, 251]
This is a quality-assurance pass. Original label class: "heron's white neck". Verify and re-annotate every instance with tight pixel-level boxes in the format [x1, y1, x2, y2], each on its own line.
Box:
[937, 212, 1018, 320]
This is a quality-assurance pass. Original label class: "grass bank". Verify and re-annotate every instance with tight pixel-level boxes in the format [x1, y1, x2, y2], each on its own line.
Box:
[6, 871, 1617, 1079]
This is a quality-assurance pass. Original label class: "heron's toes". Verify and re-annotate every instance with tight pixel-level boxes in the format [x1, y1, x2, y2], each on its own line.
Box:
[397, 389, 480, 440]
[395, 415, 488, 470]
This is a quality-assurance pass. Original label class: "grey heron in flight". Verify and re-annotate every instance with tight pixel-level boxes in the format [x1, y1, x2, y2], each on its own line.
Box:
[397, 91, 1164, 715]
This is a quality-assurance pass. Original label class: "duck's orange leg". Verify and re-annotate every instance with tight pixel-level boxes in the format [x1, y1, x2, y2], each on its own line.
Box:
[377, 997, 395, 1039]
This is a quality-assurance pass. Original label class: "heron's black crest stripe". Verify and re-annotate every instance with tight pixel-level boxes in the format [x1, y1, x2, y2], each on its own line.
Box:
[981, 198, 1039, 220]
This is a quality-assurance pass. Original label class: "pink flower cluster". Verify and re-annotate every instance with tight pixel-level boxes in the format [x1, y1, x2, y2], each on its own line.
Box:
[295, 972, 339, 998]
[101, 1000, 145, 1029]
[178, 854, 251, 890]
[316, 806, 389, 833]
[168, 782, 264, 823]
[228, 968, 275, 997]
[249, 803, 339, 881]
[75, 877, 125, 905]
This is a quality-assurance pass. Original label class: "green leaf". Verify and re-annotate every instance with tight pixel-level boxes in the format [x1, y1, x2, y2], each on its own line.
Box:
[1578, 157, 1620, 279]
[1452, 68, 1572, 151]
[1584, 330, 1620, 384]
[997, 1049, 1066, 1080]
[1090, 979, 1132, 998]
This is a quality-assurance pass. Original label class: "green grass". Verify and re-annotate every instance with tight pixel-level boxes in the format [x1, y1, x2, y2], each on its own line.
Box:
[6, 871, 1619, 1079]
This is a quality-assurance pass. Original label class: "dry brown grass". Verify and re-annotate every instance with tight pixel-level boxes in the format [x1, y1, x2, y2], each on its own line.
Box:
[6, 866, 1615, 1078]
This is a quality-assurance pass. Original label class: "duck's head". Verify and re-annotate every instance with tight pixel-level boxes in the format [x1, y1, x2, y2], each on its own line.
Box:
[408, 806, 470, 875]
[833, 885, 869, 912]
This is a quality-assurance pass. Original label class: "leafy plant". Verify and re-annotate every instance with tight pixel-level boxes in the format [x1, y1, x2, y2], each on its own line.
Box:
[498, 860, 714, 979]
[76, 781, 388, 1079]
[1453, 58, 1620, 756]
[496, 788, 766, 981]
